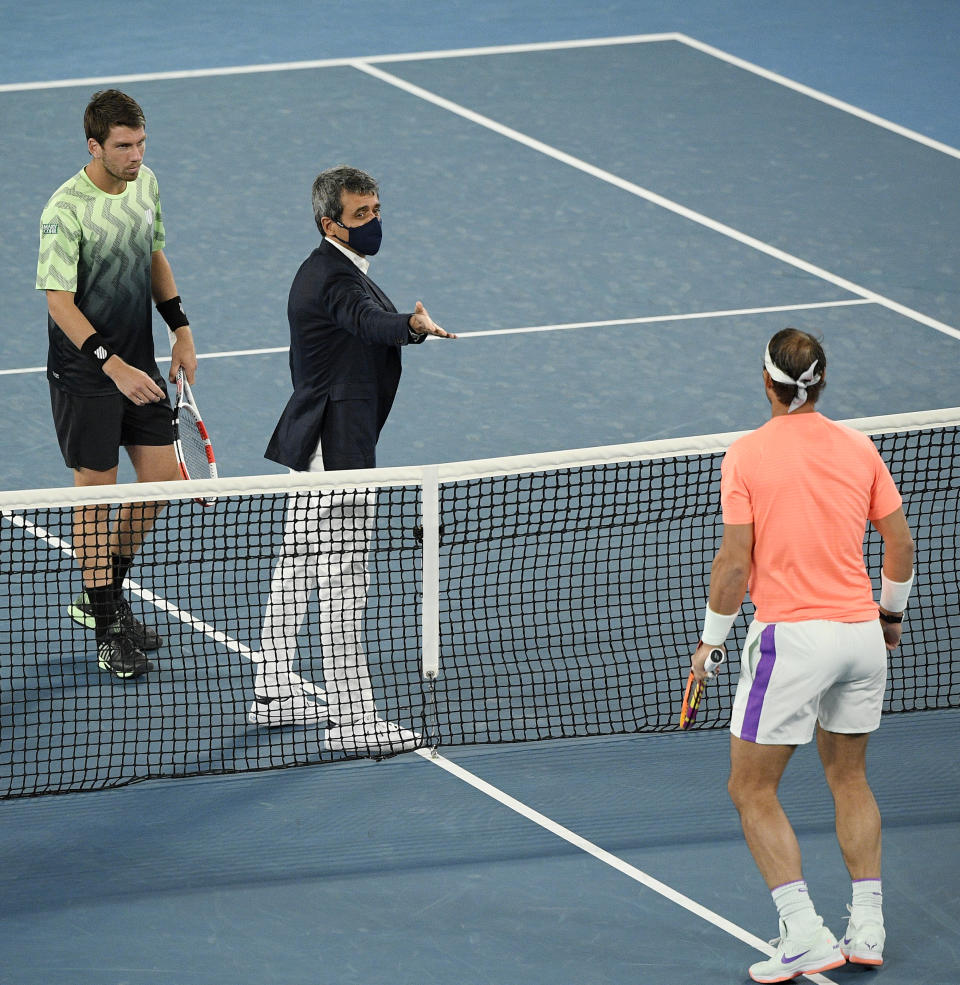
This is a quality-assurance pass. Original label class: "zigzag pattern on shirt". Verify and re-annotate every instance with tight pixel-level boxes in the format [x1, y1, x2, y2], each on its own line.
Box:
[40, 169, 157, 322]
[72, 183, 153, 326]
[37, 238, 82, 289]
[37, 186, 85, 288]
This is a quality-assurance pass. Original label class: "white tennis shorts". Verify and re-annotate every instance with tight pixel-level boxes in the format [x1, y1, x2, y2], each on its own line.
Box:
[730, 619, 887, 745]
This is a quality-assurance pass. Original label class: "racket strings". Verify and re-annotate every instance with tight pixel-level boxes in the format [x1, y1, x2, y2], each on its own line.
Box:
[176, 405, 214, 479]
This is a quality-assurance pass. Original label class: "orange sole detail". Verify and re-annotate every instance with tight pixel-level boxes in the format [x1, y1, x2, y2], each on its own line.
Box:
[749, 956, 846, 983]
[808, 957, 847, 975]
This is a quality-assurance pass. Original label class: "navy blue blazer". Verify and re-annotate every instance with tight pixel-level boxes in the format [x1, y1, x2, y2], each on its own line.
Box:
[265, 240, 425, 471]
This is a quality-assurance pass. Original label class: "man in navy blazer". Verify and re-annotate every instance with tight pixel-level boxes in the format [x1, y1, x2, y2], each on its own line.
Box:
[267, 231, 428, 468]
[250, 166, 455, 756]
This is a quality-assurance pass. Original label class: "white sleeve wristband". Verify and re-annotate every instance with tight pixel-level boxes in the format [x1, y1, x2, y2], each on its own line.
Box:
[880, 571, 914, 612]
[701, 605, 739, 646]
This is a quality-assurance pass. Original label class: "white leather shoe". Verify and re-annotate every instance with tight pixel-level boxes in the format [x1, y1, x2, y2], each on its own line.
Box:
[326, 718, 422, 757]
[248, 692, 327, 727]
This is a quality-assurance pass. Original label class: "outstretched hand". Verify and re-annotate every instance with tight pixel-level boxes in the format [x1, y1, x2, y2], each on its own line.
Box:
[409, 301, 456, 339]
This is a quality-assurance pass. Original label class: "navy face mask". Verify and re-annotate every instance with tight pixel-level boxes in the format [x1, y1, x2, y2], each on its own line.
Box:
[336, 215, 382, 256]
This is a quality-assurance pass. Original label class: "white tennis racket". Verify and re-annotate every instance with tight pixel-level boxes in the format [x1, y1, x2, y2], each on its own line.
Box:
[169, 333, 217, 504]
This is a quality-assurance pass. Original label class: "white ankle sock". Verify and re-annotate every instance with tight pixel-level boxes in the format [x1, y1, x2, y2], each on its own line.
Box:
[772, 880, 821, 937]
[851, 878, 883, 925]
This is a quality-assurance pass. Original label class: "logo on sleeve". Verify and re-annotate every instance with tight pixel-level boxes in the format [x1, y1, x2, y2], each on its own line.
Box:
[41, 222, 59, 235]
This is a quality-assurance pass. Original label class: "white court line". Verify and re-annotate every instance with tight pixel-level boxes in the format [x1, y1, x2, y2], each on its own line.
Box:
[1, 505, 833, 978]
[442, 299, 872, 340]
[1, 512, 255, 658]
[352, 59, 960, 345]
[416, 749, 839, 984]
[0, 35, 675, 93]
[1, 30, 956, 167]
[0, 506, 833, 979]
[7, 37, 954, 349]
[0, 299, 874, 377]
[0, 510, 325, 697]
[675, 34, 960, 161]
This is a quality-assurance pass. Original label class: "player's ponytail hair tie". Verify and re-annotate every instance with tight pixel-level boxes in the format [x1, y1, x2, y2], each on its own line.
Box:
[764, 344, 821, 412]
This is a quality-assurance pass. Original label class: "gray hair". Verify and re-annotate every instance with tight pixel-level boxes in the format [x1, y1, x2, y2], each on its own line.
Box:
[311, 165, 379, 233]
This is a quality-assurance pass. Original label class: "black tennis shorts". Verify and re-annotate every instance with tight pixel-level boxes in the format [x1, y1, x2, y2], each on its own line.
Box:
[49, 381, 174, 472]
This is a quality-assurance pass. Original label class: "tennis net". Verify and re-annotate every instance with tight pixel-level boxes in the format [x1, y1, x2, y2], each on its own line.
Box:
[1, 407, 957, 797]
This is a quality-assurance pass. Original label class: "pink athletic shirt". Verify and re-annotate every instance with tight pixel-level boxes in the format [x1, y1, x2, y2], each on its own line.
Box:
[720, 413, 902, 623]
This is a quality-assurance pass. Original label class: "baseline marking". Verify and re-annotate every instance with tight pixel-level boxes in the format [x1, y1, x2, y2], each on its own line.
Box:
[2, 32, 955, 164]
[0, 35, 675, 93]
[351, 59, 960, 344]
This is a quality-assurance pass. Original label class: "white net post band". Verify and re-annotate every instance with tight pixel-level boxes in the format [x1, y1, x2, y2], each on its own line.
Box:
[421, 465, 441, 680]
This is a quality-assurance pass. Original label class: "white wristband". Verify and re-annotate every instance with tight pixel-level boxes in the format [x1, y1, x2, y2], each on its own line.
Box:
[880, 571, 914, 612]
[701, 605, 739, 646]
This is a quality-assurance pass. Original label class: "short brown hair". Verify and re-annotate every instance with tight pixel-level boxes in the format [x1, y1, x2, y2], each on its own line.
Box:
[766, 328, 827, 407]
[84, 89, 146, 145]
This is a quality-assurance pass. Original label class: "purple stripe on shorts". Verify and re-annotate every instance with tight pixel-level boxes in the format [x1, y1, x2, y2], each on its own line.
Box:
[741, 625, 777, 742]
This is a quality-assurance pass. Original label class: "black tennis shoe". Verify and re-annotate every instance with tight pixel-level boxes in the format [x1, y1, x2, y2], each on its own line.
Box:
[114, 596, 162, 651]
[69, 590, 163, 651]
[97, 630, 154, 680]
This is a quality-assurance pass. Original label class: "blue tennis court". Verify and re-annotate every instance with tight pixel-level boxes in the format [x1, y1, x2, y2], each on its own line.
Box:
[1, 3, 958, 983]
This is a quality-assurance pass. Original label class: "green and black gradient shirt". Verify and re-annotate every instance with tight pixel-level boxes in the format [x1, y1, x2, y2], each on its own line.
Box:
[37, 165, 166, 395]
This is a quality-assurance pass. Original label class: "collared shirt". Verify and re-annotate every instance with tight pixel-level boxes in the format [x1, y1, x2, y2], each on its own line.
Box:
[324, 235, 370, 274]
[324, 235, 421, 343]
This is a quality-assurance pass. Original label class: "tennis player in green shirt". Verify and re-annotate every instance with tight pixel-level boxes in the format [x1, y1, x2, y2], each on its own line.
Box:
[36, 89, 198, 680]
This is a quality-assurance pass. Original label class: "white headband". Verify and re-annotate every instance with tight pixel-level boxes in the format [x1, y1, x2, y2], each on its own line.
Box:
[764, 344, 821, 412]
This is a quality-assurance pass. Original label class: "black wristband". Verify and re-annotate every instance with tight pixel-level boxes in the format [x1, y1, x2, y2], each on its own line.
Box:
[878, 611, 904, 624]
[156, 295, 189, 330]
[80, 333, 115, 369]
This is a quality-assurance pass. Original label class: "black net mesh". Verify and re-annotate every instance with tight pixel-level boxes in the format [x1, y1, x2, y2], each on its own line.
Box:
[0, 419, 957, 798]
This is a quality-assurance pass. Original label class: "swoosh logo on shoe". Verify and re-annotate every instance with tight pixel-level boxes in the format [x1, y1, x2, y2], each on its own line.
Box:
[781, 950, 810, 964]
[843, 938, 852, 946]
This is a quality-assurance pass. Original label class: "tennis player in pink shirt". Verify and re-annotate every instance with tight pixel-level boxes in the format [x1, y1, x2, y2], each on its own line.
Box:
[690, 328, 915, 983]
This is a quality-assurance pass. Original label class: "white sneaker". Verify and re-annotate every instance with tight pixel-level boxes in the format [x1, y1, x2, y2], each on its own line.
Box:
[748, 919, 845, 983]
[247, 692, 327, 727]
[326, 718, 422, 757]
[841, 907, 885, 966]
